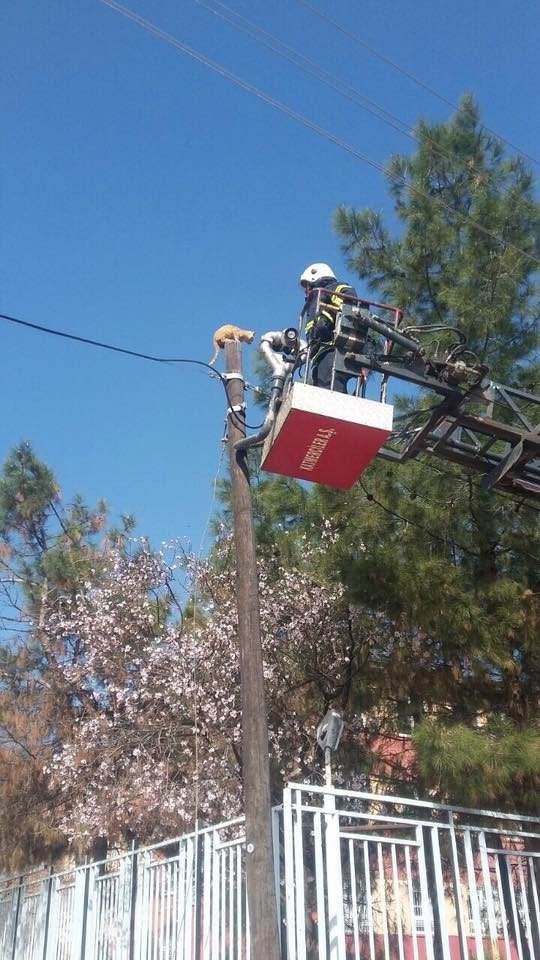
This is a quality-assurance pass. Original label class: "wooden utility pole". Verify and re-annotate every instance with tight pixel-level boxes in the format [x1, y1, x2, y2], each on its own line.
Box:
[224, 340, 281, 960]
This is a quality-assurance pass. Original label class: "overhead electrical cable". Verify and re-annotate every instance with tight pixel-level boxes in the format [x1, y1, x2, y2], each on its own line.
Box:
[360, 474, 540, 556]
[191, 0, 411, 137]
[294, 0, 540, 167]
[0, 312, 264, 430]
[3, 313, 537, 510]
[358, 480, 479, 556]
[97, 0, 540, 270]
[192, 0, 491, 175]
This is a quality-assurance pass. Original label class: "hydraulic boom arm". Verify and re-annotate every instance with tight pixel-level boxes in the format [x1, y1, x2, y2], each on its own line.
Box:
[332, 302, 540, 499]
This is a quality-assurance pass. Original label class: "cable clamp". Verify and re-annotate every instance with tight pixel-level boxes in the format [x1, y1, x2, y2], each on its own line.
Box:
[222, 372, 245, 383]
[228, 403, 246, 415]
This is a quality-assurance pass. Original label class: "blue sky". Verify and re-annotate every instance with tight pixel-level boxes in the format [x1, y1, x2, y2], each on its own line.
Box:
[2, 0, 538, 550]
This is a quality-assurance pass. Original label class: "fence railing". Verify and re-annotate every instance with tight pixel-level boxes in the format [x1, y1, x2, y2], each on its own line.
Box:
[1, 784, 538, 959]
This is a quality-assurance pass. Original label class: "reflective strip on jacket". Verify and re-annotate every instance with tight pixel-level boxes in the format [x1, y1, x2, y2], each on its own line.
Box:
[303, 280, 357, 363]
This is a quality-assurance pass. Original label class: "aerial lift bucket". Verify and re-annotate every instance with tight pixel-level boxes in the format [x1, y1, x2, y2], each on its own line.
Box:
[260, 382, 393, 489]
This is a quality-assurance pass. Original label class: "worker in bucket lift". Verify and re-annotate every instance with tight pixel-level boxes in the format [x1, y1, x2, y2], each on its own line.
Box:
[300, 262, 359, 393]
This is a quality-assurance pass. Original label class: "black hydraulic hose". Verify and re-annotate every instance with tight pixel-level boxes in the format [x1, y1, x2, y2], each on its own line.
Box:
[361, 313, 421, 352]
[234, 380, 283, 451]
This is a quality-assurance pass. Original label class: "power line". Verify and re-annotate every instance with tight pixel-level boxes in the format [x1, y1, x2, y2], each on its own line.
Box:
[97, 0, 540, 270]
[96, 0, 390, 174]
[294, 0, 540, 168]
[0, 312, 264, 431]
[358, 480, 479, 555]
[360, 476, 540, 561]
[1, 311, 207, 366]
[192, 0, 495, 179]
[418, 457, 540, 515]
[3, 310, 539, 512]
[192, 0, 412, 138]
[368, 469, 540, 568]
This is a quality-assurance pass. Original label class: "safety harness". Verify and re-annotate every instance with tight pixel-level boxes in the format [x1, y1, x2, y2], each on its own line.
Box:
[305, 283, 354, 363]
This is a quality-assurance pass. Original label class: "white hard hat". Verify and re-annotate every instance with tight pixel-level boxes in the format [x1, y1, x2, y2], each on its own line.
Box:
[299, 263, 336, 287]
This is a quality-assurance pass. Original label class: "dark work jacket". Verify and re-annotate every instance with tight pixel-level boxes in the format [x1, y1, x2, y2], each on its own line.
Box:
[302, 278, 358, 362]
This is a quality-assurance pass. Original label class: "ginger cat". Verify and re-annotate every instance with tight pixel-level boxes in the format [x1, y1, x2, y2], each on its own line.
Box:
[209, 325, 256, 366]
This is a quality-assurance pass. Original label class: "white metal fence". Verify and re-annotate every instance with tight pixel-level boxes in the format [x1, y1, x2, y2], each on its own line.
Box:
[282, 783, 540, 960]
[1, 784, 538, 959]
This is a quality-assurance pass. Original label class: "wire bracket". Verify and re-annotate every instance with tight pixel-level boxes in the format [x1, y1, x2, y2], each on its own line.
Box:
[222, 372, 245, 384]
[228, 403, 246, 416]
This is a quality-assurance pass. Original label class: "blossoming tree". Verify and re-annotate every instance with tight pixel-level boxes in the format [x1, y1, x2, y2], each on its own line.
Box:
[43, 540, 385, 847]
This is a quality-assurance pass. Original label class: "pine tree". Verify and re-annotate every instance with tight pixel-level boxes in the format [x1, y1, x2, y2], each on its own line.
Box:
[334, 95, 539, 384]
[0, 443, 132, 867]
[234, 98, 540, 810]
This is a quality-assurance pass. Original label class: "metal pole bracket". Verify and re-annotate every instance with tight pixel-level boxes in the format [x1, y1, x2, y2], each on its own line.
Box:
[228, 403, 246, 416]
